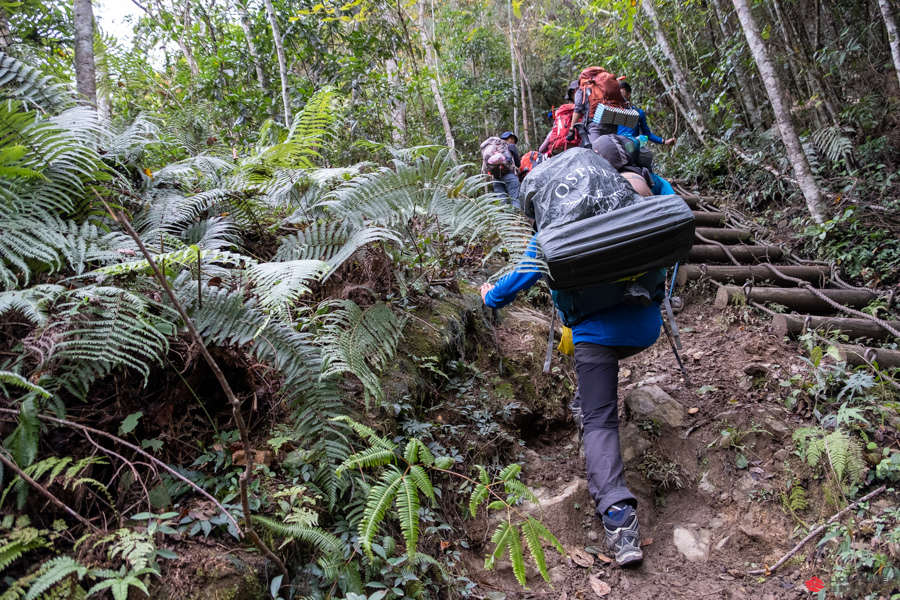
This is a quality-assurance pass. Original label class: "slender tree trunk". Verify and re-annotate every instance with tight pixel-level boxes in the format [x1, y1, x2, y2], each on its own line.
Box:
[73, 0, 97, 106]
[732, 0, 826, 223]
[175, 3, 200, 78]
[879, 0, 900, 91]
[264, 0, 292, 127]
[507, 0, 519, 137]
[710, 0, 763, 131]
[0, 8, 11, 48]
[418, 0, 456, 158]
[634, 25, 708, 145]
[641, 0, 707, 137]
[96, 41, 111, 120]
[771, 0, 839, 122]
[237, 1, 271, 92]
[386, 58, 408, 145]
[515, 44, 538, 146]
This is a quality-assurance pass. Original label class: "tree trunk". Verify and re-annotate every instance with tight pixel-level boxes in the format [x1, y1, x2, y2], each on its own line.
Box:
[0, 8, 11, 48]
[514, 43, 536, 148]
[710, 0, 763, 131]
[507, 0, 519, 137]
[73, 0, 97, 106]
[641, 0, 707, 137]
[386, 58, 407, 145]
[264, 0, 292, 127]
[237, 1, 271, 92]
[418, 0, 456, 158]
[732, 0, 826, 224]
[634, 25, 708, 145]
[879, 0, 900, 91]
[176, 3, 200, 78]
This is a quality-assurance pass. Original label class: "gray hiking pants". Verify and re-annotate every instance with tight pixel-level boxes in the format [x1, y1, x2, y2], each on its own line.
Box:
[492, 172, 521, 210]
[573, 343, 644, 516]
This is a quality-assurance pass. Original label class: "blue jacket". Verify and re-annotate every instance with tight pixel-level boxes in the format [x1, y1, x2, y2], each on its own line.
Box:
[483, 238, 662, 348]
[617, 107, 664, 145]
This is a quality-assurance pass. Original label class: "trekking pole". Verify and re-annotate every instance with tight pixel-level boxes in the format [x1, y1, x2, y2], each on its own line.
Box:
[662, 317, 692, 388]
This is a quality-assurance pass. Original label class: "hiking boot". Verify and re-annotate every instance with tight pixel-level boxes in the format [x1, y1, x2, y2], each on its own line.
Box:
[602, 504, 643, 567]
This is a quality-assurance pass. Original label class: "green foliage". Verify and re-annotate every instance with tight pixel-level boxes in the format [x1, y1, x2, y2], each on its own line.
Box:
[793, 427, 866, 486]
[0, 455, 109, 511]
[335, 417, 563, 587]
[319, 300, 407, 404]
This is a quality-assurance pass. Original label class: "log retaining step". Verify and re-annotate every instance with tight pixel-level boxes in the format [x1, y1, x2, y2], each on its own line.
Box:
[676, 265, 830, 288]
[692, 211, 727, 227]
[695, 227, 753, 244]
[687, 245, 783, 264]
[714, 286, 877, 312]
[772, 315, 900, 341]
[833, 344, 900, 369]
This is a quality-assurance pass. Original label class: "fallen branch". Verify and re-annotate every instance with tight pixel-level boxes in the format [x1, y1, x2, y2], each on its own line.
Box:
[106, 203, 290, 584]
[747, 485, 887, 576]
[0, 450, 102, 534]
[0, 407, 240, 533]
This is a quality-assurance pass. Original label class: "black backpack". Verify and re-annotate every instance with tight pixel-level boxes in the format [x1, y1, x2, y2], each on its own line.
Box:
[521, 148, 695, 292]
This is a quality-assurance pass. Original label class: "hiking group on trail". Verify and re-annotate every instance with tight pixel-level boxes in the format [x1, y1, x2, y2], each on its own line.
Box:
[479, 67, 693, 569]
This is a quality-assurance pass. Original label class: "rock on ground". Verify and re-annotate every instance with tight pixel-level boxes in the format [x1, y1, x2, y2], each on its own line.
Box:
[673, 526, 712, 563]
[624, 385, 686, 427]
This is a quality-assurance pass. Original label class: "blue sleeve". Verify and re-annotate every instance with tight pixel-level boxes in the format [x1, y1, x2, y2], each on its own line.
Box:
[484, 237, 543, 308]
[651, 173, 675, 196]
[638, 110, 664, 145]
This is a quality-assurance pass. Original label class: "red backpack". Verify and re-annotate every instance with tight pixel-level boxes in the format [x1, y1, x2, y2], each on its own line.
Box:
[545, 103, 581, 155]
[578, 67, 628, 120]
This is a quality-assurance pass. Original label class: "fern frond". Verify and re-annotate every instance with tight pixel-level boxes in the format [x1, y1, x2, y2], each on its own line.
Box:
[0, 51, 73, 112]
[252, 515, 344, 558]
[274, 220, 400, 276]
[811, 124, 854, 165]
[407, 465, 435, 502]
[396, 477, 421, 558]
[484, 520, 512, 570]
[0, 371, 50, 398]
[499, 464, 522, 481]
[335, 447, 397, 475]
[23, 557, 88, 600]
[469, 484, 490, 518]
[507, 519, 526, 586]
[319, 300, 407, 403]
[358, 466, 403, 558]
[248, 259, 330, 308]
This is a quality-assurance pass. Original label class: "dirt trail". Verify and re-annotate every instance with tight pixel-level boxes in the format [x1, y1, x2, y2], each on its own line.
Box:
[464, 283, 835, 600]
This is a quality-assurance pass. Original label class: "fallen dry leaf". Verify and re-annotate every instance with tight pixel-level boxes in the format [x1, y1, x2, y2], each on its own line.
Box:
[595, 553, 613, 564]
[640, 538, 653, 547]
[557, 593, 568, 600]
[588, 575, 611, 597]
[569, 547, 594, 568]
[688, 407, 699, 414]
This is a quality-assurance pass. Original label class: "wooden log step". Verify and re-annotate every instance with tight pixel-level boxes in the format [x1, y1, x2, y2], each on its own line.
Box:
[687, 245, 783, 264]
[692, 211, 727, 227]
[676, 265, 830, 288]
[833, 344, 900, 369]
[772, 315, 900, 341]
[681, 195, 699, 209]
[695, 227, 752, 244]
[714, 286, 877, 312]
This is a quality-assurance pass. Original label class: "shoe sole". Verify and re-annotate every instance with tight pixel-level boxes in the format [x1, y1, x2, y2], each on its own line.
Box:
[616, 548, 644, 568]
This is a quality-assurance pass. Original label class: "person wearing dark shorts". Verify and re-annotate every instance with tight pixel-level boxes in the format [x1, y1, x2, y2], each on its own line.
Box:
[479, 239, 663, 567]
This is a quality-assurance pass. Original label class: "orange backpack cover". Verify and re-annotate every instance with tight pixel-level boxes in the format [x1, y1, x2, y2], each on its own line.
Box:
[578, 67, 628, 119]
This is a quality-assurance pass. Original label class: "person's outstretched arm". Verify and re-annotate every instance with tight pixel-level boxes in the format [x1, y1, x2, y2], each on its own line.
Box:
[638, 109, 675, 146]
[481, 237, 543, 308]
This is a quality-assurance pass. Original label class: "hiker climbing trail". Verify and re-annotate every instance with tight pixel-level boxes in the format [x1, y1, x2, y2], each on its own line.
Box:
[458, 186, 898, 600]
